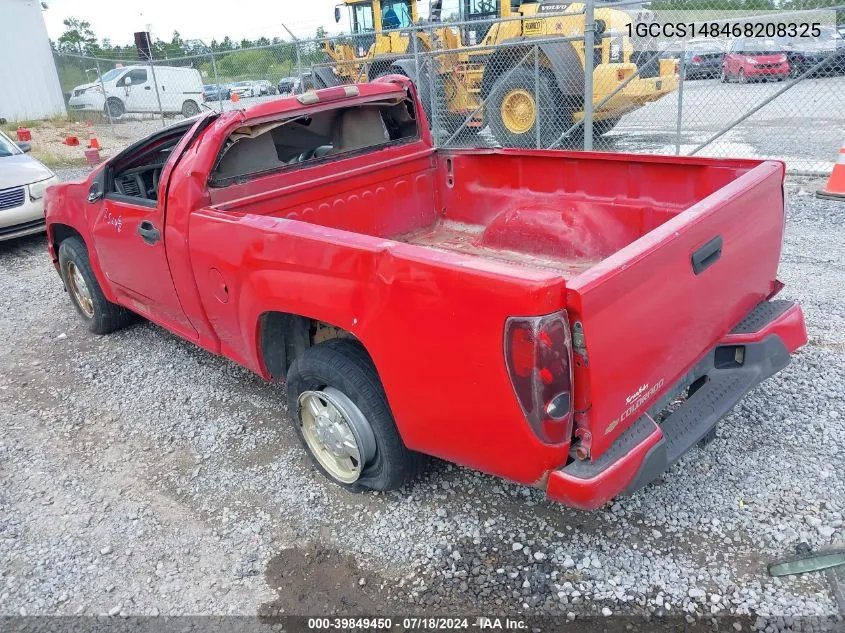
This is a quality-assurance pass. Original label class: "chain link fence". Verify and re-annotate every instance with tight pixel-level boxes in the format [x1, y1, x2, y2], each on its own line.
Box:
[52, 2, 845, 174]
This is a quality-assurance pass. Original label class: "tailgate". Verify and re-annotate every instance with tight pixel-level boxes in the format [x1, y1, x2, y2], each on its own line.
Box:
[566, 161, 786, 459]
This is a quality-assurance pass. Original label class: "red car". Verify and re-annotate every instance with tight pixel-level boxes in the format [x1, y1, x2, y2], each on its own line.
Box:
[722, 38, 790, 82]
[43, 77, 806, 510]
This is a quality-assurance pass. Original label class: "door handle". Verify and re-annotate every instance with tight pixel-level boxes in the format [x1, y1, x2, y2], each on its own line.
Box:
[144, 85, 151, 90]
[691, 236, 722, 275]
[137, 220, 161, 245]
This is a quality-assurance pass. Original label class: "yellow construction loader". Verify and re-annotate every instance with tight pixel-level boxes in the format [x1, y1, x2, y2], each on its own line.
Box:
[319, 0, 678, 146]
[321, 1, 424, 82]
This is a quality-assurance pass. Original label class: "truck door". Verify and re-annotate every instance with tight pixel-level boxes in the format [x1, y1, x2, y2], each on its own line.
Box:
[117, 68, 155, 113]
[89, 122, 198, 339]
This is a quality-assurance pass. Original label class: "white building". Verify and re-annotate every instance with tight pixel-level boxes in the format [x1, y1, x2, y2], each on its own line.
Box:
[0, 0, 66, 122]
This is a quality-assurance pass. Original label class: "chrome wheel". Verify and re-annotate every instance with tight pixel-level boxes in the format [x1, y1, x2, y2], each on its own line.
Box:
[67, 261, 94, 318]
[298, 387, 376, 484]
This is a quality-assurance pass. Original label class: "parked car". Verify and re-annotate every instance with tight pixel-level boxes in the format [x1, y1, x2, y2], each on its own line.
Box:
[0, 130, 57, 241]
[721, 38, 790, 83]
[44, 77, 807, 510]
[277, 73, 314, 95]
[782, 28, 845, 77]
[68, 66, 204, 118]
[202, 83, 231, 101]
[660, 41, 725, 80]
[230, 81, 259, 98]
[253, 80, 278, 96]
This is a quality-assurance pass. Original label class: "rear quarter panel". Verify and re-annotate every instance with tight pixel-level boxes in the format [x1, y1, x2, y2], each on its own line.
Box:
[187, 210, 574, 484]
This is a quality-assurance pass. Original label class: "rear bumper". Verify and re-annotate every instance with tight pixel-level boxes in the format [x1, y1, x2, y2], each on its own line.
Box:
[686, 64, 720, 77]
[621, 72, 678, 101]
[746, 65, 789, 78]
[545, 300, 807, 510]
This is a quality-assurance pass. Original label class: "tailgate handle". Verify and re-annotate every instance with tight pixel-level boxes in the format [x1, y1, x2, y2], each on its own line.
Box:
[691, 236, 722, 275]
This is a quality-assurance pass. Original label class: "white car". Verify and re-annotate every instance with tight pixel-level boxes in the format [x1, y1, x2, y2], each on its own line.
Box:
[230, 81, 258, 98]
[0, 131, 57, 241]
[68, 65, 204, 118]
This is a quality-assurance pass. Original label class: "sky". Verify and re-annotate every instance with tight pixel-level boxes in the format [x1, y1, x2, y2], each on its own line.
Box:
[41, 0, 350, 45]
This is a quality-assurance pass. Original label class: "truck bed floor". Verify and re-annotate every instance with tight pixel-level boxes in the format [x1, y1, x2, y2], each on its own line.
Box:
[396, 220, 599, 277]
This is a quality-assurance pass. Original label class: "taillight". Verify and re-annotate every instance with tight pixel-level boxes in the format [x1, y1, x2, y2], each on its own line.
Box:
[691, 55, 702, 63]
[504, 312, 573, 445]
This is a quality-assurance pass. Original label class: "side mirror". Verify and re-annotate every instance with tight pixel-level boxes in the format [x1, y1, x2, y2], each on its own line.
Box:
[334, 6, 341, 22]
[16, 141, 31, 153]
[124, 76, 132, 87]
[87, 179, 103, 203]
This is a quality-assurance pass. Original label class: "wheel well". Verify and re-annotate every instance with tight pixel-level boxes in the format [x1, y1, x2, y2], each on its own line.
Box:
[259, 312, 359, 379]
[481, 42, 582, 101]
[50, 223, 83, 255]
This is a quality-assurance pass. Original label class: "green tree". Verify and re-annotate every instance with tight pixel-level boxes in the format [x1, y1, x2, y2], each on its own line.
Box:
[217, 49, 278, 78]
[57, 17, 98, 55]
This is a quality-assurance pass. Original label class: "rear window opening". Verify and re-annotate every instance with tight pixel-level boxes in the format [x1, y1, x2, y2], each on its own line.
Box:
[210, 96, 419, 187]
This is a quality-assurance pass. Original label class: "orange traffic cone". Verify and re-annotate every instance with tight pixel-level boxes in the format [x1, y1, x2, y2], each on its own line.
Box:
[817, 143, 845, 201]
[86, 122, 101, 150]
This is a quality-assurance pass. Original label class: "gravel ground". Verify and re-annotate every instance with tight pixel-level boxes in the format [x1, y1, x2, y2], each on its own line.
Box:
[0, 169, 843, 623]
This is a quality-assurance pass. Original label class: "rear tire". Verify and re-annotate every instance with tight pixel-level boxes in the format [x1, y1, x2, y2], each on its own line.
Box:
[488, 67, 572, 149]
[58, 237, 133, 335]
[181, 99, 200, 117]
[286, 339, 425, 492]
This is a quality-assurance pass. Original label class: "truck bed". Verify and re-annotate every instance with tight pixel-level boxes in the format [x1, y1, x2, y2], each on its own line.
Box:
[435, 150, 788, 457]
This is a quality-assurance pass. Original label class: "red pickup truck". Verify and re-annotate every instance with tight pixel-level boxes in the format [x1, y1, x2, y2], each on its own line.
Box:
[44, 77, 807, 510]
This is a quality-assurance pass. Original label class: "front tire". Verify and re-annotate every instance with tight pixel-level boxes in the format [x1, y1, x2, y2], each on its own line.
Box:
[181, 99, 200, 117]
[286, 338, 424, 492]
[58, 237, 133, 335]
[104, 97, 125, 118]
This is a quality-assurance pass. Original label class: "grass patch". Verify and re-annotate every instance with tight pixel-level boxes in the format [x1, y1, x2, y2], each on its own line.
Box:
[1, 116, 75, 135]
[31, 150, 90, 168]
